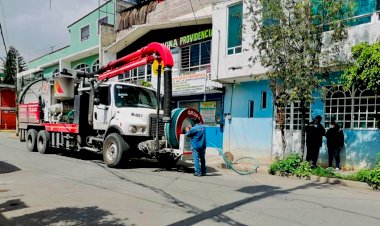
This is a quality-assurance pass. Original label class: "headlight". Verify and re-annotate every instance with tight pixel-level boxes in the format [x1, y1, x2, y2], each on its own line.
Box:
[129, 126, 137, 133]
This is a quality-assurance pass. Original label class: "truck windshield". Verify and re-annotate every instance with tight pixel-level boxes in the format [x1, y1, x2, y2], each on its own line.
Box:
[114, 85, 158, 109]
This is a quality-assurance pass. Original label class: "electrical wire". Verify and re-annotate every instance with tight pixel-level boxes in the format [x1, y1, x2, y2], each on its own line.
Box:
[0, 21, 7, 53]
[0, 0, 9, 45]
[188, 0, 212, 59]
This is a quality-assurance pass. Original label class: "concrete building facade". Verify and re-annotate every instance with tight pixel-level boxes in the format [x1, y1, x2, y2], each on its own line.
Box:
[18, 0, 120, 83]
[17, 0, 224, 149]
[211, 0, 380, 169]
[104, 0, 224, 148]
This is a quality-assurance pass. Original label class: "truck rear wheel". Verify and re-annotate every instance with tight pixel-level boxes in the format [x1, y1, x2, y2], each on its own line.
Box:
[103, 133, 129, 168]
[26, 129, 38, 152]
[37, 130, 50, 154]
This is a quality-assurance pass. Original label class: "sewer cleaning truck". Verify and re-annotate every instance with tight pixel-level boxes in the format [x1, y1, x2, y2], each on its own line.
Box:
[18, 42, 203, 168]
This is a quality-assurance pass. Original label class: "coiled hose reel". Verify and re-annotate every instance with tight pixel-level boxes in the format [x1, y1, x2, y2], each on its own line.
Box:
[164, 108, 259, 175]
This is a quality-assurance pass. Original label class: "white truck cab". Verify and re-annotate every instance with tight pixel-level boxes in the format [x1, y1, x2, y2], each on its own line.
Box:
[93, 82, 162, 138]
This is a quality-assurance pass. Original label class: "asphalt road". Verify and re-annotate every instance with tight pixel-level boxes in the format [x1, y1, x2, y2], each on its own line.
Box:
[0, 132, 380, 226]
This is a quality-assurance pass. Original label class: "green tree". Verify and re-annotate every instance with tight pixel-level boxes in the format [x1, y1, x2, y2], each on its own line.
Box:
[246, 0, 353, 158]
[139, 80, 153, 88]
[2, 46, 27, 85]
[342, 41, 380, 93]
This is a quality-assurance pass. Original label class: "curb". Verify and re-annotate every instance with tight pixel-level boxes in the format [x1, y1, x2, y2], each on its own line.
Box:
[262, 173, 373, 190]
[0, 130, 16, 133]
[309, 175, 371, 190]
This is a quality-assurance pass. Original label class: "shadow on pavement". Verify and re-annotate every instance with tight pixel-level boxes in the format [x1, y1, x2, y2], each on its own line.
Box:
[0, 161, 21, 174]
[94, 163, 245, 226]
[7, 206, 131, 226]
[50, 149, 221, 175]
[0, 199, 28, 213]
[167, 182, 380, 226]
[0, 199, 28, 226]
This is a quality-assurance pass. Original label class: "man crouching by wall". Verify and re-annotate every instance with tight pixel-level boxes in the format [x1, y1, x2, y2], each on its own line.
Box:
[185, 118, 207, 176]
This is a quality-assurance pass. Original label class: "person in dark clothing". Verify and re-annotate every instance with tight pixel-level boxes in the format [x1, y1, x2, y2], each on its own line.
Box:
[326, 120, 344, 170]
[306, 115, 325, 168]
[185, 118, 207, 176]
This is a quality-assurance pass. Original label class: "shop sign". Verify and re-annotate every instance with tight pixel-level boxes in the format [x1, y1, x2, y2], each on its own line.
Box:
[200, 101, 216, 123]
[163, 29, 212, 48]
[172, 70, 222, 96]
[172, 71, 207, 96]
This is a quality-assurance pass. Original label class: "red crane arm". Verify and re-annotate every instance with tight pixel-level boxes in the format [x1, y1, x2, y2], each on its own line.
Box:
[97, 42, 174, 81]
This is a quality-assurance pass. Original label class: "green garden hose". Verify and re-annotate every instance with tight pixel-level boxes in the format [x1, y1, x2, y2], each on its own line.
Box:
[207, 142, 260, 175]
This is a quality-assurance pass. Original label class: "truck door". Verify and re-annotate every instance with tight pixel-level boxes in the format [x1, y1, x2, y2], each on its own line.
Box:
[93, 86, 111, 130]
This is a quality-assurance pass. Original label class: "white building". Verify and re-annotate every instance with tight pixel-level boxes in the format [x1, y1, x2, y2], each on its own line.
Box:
[211, 0, 380, 169]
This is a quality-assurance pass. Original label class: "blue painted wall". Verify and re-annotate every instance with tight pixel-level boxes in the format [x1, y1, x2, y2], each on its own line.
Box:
[205, 126, 223, 149]
[224, 81, 273, 118]
[223, 80, 274, 160]
[223, 78, 379, 168]
[318, 130, 380, 169]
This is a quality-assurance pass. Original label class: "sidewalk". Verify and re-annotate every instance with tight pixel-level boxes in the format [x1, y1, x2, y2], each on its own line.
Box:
[204, 150, 372, 190]
[0, 131, 17, 139]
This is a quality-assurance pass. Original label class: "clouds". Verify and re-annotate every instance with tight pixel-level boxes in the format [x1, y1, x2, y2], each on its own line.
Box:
[0, 0, 101, 62]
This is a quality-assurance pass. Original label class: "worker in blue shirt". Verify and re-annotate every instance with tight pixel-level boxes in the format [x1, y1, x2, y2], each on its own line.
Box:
[185, 118, 207, 176]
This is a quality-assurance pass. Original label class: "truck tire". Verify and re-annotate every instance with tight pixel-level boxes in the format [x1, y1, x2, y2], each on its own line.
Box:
[37, 130, 50, 154]
[26, 129, 38, 152]
[156, 154, 180, 170]
[103, 133, 130, 168]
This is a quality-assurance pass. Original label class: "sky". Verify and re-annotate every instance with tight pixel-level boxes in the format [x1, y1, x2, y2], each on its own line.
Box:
[0, 0, 104, 63]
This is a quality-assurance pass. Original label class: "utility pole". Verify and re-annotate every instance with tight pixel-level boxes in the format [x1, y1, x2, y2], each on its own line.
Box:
[15, 55, 19, 136]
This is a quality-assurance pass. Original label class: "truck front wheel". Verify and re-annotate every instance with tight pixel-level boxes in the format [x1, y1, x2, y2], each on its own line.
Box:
[37, 130, 50, 154]
[103, 133, 129, 168]
[26, 129, 38, 152]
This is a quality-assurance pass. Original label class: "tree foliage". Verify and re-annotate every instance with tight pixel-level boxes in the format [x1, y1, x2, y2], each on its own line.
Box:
[139, 80, 153, 88]
[246, 0, 353, 157]
[342, 41, 380, 93]
[2, 46, 27, 85]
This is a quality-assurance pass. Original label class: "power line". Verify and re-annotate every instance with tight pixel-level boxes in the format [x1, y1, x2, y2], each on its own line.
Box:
[0, 0, 9, 44]
[188, 0, 211, 58]
[0, 21, 7, 53]
[188, 0, 198, 26]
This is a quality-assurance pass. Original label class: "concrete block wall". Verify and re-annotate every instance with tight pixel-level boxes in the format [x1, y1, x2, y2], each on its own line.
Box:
[147, 0, 212, 23]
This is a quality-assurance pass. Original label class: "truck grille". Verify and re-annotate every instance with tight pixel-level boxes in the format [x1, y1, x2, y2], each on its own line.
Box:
[150, 116, 165, 138]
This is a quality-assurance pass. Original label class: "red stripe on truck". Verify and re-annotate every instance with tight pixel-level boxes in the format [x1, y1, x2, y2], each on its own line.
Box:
[43, 123, 79, 133]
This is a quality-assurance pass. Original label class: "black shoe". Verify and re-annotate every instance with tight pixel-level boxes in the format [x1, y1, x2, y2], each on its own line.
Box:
[193, 173, 202, 177]
[201, 173, 206, 176]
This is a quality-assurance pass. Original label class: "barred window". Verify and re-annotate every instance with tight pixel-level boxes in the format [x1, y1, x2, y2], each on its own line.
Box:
[325, 86, 380, 129]
[118, 64, 152, 84]
[275, 102, 311, 130]
[73, 63, 90, 73]
[52, 68, 60, 77]
[80, 25, 90, 41]
[92, 59, 99, 72]
[180, 40, 211, 73]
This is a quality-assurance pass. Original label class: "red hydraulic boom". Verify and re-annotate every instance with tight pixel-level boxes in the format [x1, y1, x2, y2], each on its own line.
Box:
[97, 42, 174, 81]
[96, 42, 174, 123]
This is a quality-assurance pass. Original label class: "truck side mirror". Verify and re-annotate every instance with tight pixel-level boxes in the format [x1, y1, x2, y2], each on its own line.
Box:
[94, 98, 100, 105]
